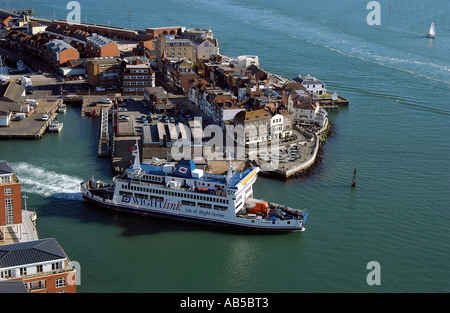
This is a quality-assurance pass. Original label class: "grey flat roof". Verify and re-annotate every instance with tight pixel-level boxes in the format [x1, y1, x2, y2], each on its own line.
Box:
[0, 281, 28, 293]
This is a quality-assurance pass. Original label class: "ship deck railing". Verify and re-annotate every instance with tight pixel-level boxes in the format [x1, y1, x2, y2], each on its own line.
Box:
[114, 176, 229, 197]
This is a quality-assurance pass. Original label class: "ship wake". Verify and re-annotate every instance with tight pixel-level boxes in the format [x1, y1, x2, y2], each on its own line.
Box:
[10, 162, 83, 200]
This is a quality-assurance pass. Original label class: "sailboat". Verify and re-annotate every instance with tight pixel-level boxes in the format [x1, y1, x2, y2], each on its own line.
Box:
[426, 22, 436, 38]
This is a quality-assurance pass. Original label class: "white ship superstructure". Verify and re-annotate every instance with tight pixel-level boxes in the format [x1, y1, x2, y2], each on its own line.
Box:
[81, 143, 308, 231]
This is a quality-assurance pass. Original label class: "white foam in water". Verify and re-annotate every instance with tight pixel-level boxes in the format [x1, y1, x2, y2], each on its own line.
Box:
[11, 162, 84, 200]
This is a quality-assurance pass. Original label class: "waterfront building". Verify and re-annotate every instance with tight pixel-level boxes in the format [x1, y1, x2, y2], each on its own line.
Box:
[45, 23, 89, 55]
[0, 238, 77, 293]
[192, 37, 219, 61]
[294, 74, 326, 95]
[44, 39, 80, 70]
[0, 161, 22, 241]
[85, 33, 120, 58]
[0, 82, 26, 127]
[145, 26, 184, 40]
[26, 21, 46, 36]
[156, 35, 195, 71]
[282, 81, 328, 126]
[230, 55, 259, 69]
[234, 109, 272, 147]
[289, 98, 328, 127]
[86, 57, 122, 90]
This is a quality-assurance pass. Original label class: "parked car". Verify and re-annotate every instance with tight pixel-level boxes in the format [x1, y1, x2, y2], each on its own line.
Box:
[99, 98, 112, 104]
[41, 114, 48, 121]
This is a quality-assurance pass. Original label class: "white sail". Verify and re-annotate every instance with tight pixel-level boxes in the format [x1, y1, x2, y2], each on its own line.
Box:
[427, 22, 436, 38]
[429, 23, 436, 35]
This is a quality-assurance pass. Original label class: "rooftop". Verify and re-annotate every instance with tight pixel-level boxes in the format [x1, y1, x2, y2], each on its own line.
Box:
[0, 160, 14, 175]
[0, 238, 67, 269]
[46, 39, 74, 54]
[87, 33, 114, 47]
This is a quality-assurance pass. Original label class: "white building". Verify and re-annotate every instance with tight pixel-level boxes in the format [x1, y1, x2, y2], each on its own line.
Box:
[290, 99, 328, 127]
[26, 21, 47, 36]
[270, 113, 284, 140]
[294, 74, 326, 95]
[194, 38, 219, 61]
[230, 55, 259, 69]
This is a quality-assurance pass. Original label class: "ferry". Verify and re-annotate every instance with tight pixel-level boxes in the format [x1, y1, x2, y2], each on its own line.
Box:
[80, 143, 308, 232]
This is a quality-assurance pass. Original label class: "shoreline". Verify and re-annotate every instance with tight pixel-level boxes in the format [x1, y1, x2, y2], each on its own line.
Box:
[0, 9, 344, 180]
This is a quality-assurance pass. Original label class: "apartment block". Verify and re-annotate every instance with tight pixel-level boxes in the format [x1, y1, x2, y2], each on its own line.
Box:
[86, 57, 122, 89]
[86, 33, 119, 58]
[0, 161, 22, 236]
[0, 238, 77, 293]
[122, 62, 155, 95]
[44, 39, 80, 70]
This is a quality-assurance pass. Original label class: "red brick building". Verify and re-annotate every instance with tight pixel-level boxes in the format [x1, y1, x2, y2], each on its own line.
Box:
[145, 26, 183, 40]
[0, 161, 22, 234]
[44, 39, 80, 70]
[86, 33, 119, 58]
[0, 238, 77, 293]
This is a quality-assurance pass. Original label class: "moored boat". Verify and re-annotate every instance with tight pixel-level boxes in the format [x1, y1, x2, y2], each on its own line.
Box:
[80, 142, 309, 232]
[48, 120, 63, 132]
[57, 104, 67, 113]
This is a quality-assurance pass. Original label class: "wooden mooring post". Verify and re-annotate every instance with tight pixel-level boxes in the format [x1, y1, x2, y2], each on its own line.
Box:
[351, 167, 357, 187]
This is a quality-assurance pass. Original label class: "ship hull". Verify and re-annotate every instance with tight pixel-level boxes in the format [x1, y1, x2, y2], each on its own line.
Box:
[81, 192, 305, 232]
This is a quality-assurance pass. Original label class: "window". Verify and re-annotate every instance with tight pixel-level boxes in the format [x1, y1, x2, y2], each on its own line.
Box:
[52, 262, 62, 271]
[0, 175, 11, 183]
[20, 267, 27, 276]
[181, 200, 196, 206]
[5, 198, 13, 225]
[1, 270, 11, 279]
[4, 188, 12, 195]
[36, 265, 43, 273]
[55, 277, 66, 288]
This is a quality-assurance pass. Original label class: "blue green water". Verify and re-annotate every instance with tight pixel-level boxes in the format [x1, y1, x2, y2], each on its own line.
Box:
[0, 0, 449, 292]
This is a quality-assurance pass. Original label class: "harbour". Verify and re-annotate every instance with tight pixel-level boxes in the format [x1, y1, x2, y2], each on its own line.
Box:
[0, 0, 448, 294]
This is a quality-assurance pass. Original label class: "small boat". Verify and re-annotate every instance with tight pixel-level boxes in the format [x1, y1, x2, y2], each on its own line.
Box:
[57, 104, 67, 113]
[90, 108, 97, 117]
[426, 22, 436, 38]
[48, 120, 63, 132]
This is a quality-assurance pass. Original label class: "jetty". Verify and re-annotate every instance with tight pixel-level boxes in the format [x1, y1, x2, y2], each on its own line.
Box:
[98, 108, 110, 156]
[0, 99, 62, 140]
